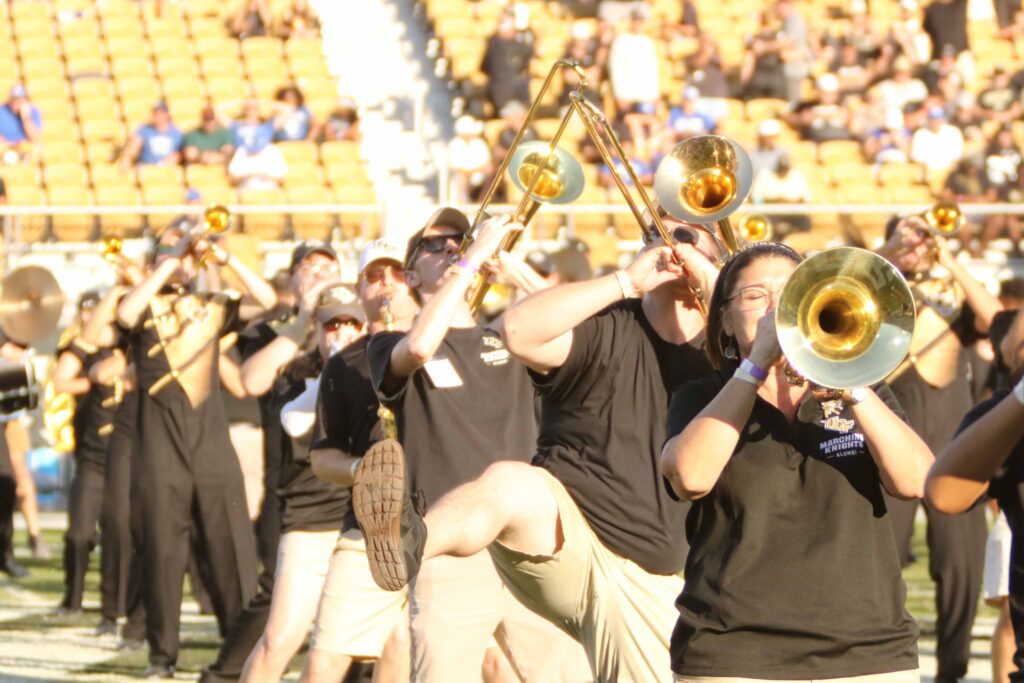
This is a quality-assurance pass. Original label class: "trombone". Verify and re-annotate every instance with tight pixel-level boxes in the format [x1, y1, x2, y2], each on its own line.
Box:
[192, 204, 232, 268]
[775, 247, 916, 391]
[457, 60, 588, 312]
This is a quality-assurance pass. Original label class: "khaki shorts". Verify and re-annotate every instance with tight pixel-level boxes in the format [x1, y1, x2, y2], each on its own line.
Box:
[409, 550, 591, 683]
[312, 528, 408, 658]
[489, 468, 683, 683]
[984, 511, 1012, 602]
[275, 528, 336, 582]
[675, 671, 921, 683]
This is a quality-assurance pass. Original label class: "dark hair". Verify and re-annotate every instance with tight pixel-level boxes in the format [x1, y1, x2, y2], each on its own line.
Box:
[1000, 276, 1024, 304]
[705, 241, 802, 370]
[275, 85, 305, 107]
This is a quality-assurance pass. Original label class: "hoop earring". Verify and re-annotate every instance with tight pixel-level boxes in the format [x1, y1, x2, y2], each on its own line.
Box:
[722, 337, 737, 360]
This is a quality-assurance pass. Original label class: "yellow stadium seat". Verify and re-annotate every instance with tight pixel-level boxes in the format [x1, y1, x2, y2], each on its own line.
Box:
[320, 140, 361, 165]
[1, 165, 41, 189]
[24, 76, 69, 104]
[283, 162, 325, 188]
[287, 185, 334, 239]
[141, 185, 186, 232]
[277, 141, 318, 165]
[193, 37, 238, 61]
[41, 141, 85, 167]
[239, 188, 287, 239]
[287, 55, 331, 81]
[32, 95, 73, 120]
[284, 38, 322, 60]
[72, 78, 116, 100]
[48, 186, 96, 241]
[59, 20, 101, 44]
[105, 35, 148, 59]
[95, 186, 144, 235]
[324, 161, 369, 188]
[161, 75, 201, 101]
[66, 54, 110, 79]
[85, 142, 119, 165]
[111, 56, 154, 80]
[200, 55, 245, 80]
[80, 119, 126, 143]
[102, 17, 145, 41]
[240, 37, 282, 62]
[817, 140, 863, 166]
[156, 54, 199, 81]
[137, 165, 185, 191]
[121, 100, 155, 130]
[91, 164, 136, 189]
[97, 0, 139, 20]
[117, 77, 162, 106]
[44, 164, 89, 189]
[189, 17, 226, 40]
[16, 35, 61, 62]
[6, 185, 47, 241]
[186, 164, 230, 189]
[20, 56, 65, 81]
[76, 98, 120, 125]
[167, 99, 203, 131]
[40, 123, 77, 145]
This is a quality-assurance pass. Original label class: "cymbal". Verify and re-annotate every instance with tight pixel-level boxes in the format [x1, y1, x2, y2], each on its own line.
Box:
[0, 266, 65, 346]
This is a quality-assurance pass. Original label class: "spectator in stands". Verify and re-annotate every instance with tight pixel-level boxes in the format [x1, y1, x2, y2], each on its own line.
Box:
[942, 157, 1000, 255]
[923, 0, 973, 86]
[739, 10, 787, 101]
[608, 7, 660, 111]
[775, 0, 812, 106]
[922, 43, 965, 94]
[981, 127, 1024, 250]
[118, 102, 182, 170]
[864, 121, 912, 166]
[977, 66, 1020, 124]
[886, 0, 931, 66]
[559, 21, 605, 108]
[598, 137, 652, 189]
[230, 0, 271, 39]
[183, 105, 234, 166]
[687, 33, 729, 98]
[665, 86, 716, 143]
[911, 106, 964, 176]
[448, 115, 491, 202]
[751, 154, 811, 234]
[832, 40, 874, 96]
[873, 56, 929, 115]
[666, 0, 700, 39]
[233, 100, 275, 152]
[0, 85, 41, 164]
[750, 118, 787, 180]
[321, 97, 360, 143]
[492, 100, 537, 162]
[272, 86, 316, 143]
[481, 8, 534, 116]
[791, 73, 853, 148]
[228, 133, 287, 191]
[278, 0, 319, 39]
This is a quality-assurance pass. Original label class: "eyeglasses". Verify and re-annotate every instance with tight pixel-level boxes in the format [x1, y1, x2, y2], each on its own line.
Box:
[322, 317, 359, 332]
[642, 226, 699, 246]
[726, 285, 783, 310]
[418, 234, 461, 254]
[363, 263, 402, 284]
[300, 262, 340, 277]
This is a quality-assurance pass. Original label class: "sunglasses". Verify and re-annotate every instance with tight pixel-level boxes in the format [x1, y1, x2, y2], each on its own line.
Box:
[642, 226, 699, 246]
[322, 317, 360, 332]
[418, 234, 462, 254]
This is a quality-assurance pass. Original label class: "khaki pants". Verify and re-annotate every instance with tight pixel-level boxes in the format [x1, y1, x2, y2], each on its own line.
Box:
[489, 469, 683, 683]
[313, 528, 407, 657]
[675, 671, 921, 683]
[410, 551, 591, 682]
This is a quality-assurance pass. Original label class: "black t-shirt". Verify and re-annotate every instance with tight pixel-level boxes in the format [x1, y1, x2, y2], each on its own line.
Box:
[532, 299, 711, 575]
[665, 371, 918, 677]
[62, 341, 118, 463]
[270, 348, 351, 534]
[923, 0, 968, 59]
[958, 390, 1024, 679]
[306, 336, 383, 532]
[368, 326, 537, 511]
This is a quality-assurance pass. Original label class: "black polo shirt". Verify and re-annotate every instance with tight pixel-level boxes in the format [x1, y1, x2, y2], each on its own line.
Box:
[61, 341, 118, 465]
[368, 326, 537, 512]
[665, 371, 919, 677]
[957, 390, 1024, 679]
[532, 298, 711, 576]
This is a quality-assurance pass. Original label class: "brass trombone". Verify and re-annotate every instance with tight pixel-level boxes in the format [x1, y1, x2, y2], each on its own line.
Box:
[738, 214, 773, 244]
[457, 60, 588, 312]
[775, 247, 916, 390]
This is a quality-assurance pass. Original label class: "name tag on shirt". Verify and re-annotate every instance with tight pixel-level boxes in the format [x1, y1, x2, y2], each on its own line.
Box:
[423, 356, 463, 388]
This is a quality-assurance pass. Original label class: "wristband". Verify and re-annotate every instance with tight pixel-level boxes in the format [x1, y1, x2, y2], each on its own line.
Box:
[845, 387, 869, 405]
[1014, 379, 1024, 406]
[350, 458, 361, 479]
[453, 258, 479, 276]
[733, 366, 762, 387]
[739, 358, 768, 383]
[613, 269, 637, 299]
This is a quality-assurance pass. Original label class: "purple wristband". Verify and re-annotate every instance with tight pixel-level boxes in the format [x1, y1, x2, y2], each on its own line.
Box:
[740, 358, 768, 382]
[455, 258, 478, 274]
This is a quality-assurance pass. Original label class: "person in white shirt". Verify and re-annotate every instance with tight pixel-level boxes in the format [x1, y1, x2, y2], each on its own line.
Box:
[447, 116, 492, 203]
[608, 8, 660, 109]
[911, 107, 965, 174]
[874, 55, 929, 114]
[228, 139, 288, 191]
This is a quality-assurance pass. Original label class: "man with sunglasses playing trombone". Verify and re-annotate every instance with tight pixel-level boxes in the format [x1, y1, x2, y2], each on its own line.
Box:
[355, 208, 720, 682]
[359, 207, 590, 682]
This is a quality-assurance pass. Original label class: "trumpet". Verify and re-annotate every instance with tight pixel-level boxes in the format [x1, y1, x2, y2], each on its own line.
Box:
[100, 236, 124, 264]
[738, 214, 773, 244]
[921, 200, 962, 237]
[775, 247, 916, 390]
[192, 204, 232, 268]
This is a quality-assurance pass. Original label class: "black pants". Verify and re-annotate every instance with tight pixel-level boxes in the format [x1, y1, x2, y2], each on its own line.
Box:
[890, 368, 987, 679]
[138, 391, 258, 668]
[0, 440, 14, 567]
[62, 455, 106, 610]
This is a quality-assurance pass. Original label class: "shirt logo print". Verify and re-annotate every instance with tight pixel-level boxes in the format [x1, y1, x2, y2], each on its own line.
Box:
[822, 416, 856, 433]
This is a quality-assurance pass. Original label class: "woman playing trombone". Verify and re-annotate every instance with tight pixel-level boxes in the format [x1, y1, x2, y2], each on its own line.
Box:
[660, 241, 932, 681]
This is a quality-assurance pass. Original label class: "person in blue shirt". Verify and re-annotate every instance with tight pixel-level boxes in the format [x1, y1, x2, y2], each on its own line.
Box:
[232, 100, 275, 152]
[271, 86, 316, 142]
[0, 85, 42, 162]
[666, 86, 716, 142]
[119, 102, 183, 169]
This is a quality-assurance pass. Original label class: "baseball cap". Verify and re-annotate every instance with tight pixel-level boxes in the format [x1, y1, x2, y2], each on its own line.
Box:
[758, 118, 781, 137]
[816, 73, 840, 93]
[404, 207, 472, 270]
[525, 249, 555, 277]
[9, 84, 27, 99]
[927, 106, 946, 120]
[358, 238, 405, 278]
[682, 85, 700, 101]
[289, 240, 338, 273]
[316, 285, 365, 324]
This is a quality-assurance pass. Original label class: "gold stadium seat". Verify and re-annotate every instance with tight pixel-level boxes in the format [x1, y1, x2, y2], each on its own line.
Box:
[6, 185, 47, 241]
[186, 164, 230, 189]
[40, 121, 77, 145]
[95, 186, 144, 235]
[324, 161, 369, 188]
[239, 188, 287, 239]
[193, 36, 238, 61]
[80, 119, 126, 143]
[156, 54, 199, 81]
[283, 162, 325, 188]
[111, 56, 154, 80]
[284, 38, 322, 60]
[117, 77, 162, 105]
[121, 100, 155, 130]
[41, 141, 85, 167]
[240, 37, 282, 62]
[277, 141, 318, 165]
[1, 165, 41, 189]
[287, 55, 331, 82]
[102, 16, 146, 41]
[201, 55, 245, 80]
[48, 186, 96, 241]
[85, 141, 119, 165]
[142, 185, 187, 232]
[20, 56, 65, 81]
[287, 185, 334, 239]
[72, 78, 116, 100]
[44, 164, 89, 189]
[168, 99, 204, 131]
[59, 20, 101, 45]
[91, 164, 136, 189]
[105, 35, 148, 58]
[16, 35, 61, 62]
[137, 165, 185, 191]
[76, 97, 120, 125]
[25, 76, 69, 102]
[320, 140, 361, 164]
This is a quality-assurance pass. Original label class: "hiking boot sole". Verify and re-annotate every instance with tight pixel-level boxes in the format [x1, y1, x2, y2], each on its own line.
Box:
[353, 439, 410, 591]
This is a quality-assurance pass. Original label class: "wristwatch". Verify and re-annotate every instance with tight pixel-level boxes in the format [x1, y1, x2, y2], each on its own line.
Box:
[846, 387, 869, 405]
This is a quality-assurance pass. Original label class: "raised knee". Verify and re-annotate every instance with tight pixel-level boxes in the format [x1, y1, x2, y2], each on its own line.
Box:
[480, 461, 536, 489]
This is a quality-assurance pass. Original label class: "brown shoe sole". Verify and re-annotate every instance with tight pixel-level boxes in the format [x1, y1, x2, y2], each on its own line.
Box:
[353, 438, 409, 591]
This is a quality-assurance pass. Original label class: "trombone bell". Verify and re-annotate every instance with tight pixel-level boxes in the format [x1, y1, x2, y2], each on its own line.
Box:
[203, 204, 231, 234]
[776, 247, 915, 389]
[509, 141, 585, 205]
[100, 236, 123, 262]
[923, 201, 962, 234]
[739, 215, 772, 243]
[654, 135, 753, 226]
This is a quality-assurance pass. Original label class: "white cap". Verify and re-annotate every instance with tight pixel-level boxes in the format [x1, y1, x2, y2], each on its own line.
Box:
[758, 118, 781, 136]
[571, 20, 593, 40]
[513, 3, 529, 30]
[899, 0, 918, 10]
[817, 73, 840, 92]
[358, 239, 405, 277]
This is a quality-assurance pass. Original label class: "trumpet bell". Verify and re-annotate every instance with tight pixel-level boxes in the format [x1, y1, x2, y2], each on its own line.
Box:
[100, 236, 123, 261]
[740, 214, 772, 242]
[203, 204, 231, 233]
[654, 135, 753, 225]
[509, 141, 585, 205]
[924, 201, 962, 234]
[776, 247, 916, 390]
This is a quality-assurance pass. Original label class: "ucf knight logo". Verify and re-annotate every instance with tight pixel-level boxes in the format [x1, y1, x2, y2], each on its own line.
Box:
[820, 400, 855, 433]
